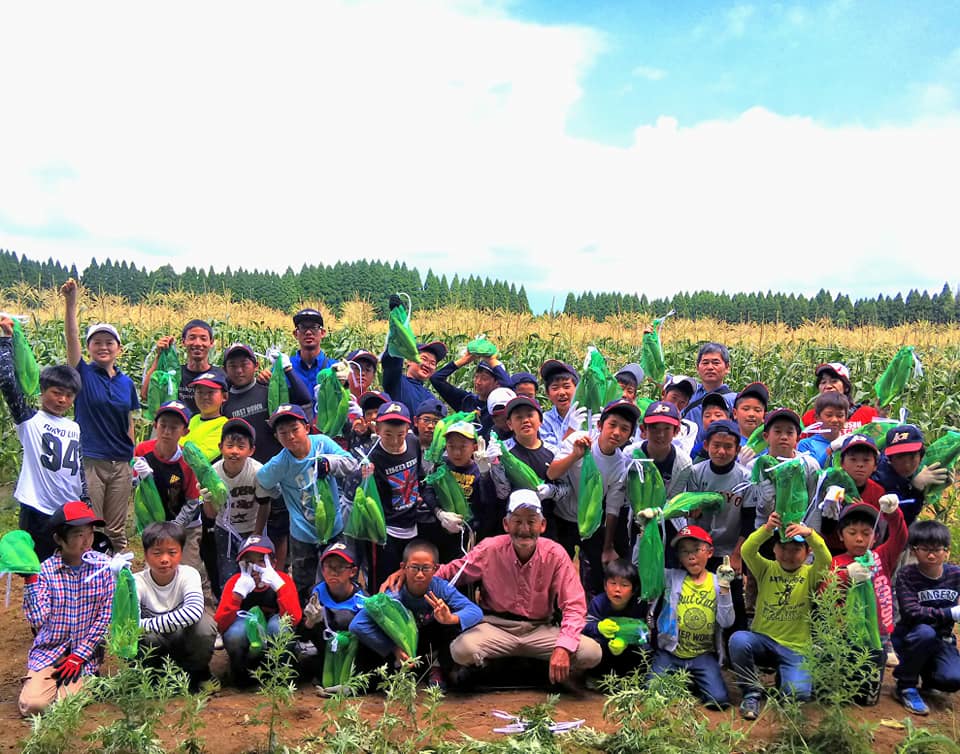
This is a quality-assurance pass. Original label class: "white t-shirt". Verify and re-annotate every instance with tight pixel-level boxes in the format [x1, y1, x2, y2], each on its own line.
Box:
[134, 564, 205, 634]
[555, 430, 629, 520]
[15, 411, 84, 514]
[213, 457, 272, 535]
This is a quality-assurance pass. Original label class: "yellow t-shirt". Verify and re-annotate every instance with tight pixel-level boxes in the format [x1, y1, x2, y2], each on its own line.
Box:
[675, 573, 717, 659]
[180, 415, 227, 462]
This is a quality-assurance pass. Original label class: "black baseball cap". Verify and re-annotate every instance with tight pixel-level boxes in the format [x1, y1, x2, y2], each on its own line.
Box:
[539, 359, 579, 385]
[601, 399, 641, 424]
[222, 417, 256, 444]
[702, 391, 732, 415]
[293, 308, 324, 327]
[222, 343, 257, 365]
[704, 419, 742, 441]
[763, 407, 802, 433]
[417, 341, 448, 362]
[359, 391, 391, 412]
[414, 398, 447, 418]
[736, 382, 769, 408]
[511, 371, 539, 390]
[505, 395, 543, 418]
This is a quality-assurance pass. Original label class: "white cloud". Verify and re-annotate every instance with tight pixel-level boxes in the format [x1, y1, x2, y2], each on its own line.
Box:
[632, 65, 667, 81]
[0, 0, 958, 313]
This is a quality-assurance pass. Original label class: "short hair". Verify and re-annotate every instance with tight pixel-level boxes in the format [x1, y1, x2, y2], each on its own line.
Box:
[840, 511, 876, 530]
[40, 364, 82, 395]
[142, 521, 187, 550]
[697, 342, 730, 367]
[271, 415, 306, 434]
[908, 519, 951, 550]
[599, 408, 637, 436]
[814, 391, 850, 416]
[402, 538, 439, 563]
[603, 558, 640, 591]
[181, 319, 213, 340]
[545, 372, 577, 389]
[617, 374, 638, 389]
[221, 431, 253, 447]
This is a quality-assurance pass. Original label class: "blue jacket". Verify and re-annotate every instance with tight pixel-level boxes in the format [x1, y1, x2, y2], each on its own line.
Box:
[430, 360, 512, 438]
[873, 456, 925, 526]
[381, 352, 438, 416]
[797, 433, 831, 468]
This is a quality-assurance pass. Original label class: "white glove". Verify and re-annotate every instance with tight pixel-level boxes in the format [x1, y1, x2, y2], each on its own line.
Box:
[821, 485, 846, 521]
[738, 446, 757, 465]
[878, 493, 900, 514]
[303, 593, 323, 629]
[913, 462, 949, 491]
[830, 433, 852, 452]
[233, 562, 257, 598]
[258, 554, 286, 591]
[846, 561, 872, 584]
[950, 605, 960, 622]
[563, 401, 588, 433]
[265, 345, 281, 364]
[132, 457, 153, 480]
[716, 556, 736, 588]
[334, 361, 352, 382]
[280, 353, 292, 370]
[639, 507, 660, 520]
[536, 483, 558, 501]
[473, 437, 491, 473]
[436, 509, 464, 534]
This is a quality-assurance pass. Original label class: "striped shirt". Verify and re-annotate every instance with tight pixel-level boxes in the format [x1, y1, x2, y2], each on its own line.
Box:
[23, 553, 114, 673]
[134, 565, 206, 635]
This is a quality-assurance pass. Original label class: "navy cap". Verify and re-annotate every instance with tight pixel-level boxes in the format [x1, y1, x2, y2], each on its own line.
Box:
[884, 425, 924, 456]
[237, 533, 275, 562]
[222, 417, 256, 444]
[704, 419, 742, 441]
[763, 407, 802, 433]
[840, 433, 879, 457]
[359, 391, 391, 412]
[702, 390, 732, 415]
[293, 308, 324, 327]
[736, 382, 769, 408]
[189, 371, 228, 391]
[414, 398, 447, 418]
[155, 400, 191, 425]
[511, 371, 538, 390]
[347, 349, 379, 367]
[505, 395, 543, 418]
[417, 341, 448, 362]
[377, 401, 412, 424]
[601, 398, 641, 424]
[321, 541, 357, 566]
[643, 400, 681, 426]
[222, 342, 257, 365]
[268, 403, 308, 428]
[539, 359, 579, 385]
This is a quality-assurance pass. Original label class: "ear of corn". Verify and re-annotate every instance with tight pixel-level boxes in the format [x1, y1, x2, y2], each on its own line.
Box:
[574, 347, 618, 414]
[386, 304, 420, 364]
[662, 491, 724, 519]
[847, 551, 882, 651]
[0, 530, 41, 575]
[181, 440, 229, 509]
[11, 319, 39, 397]
[145, 345, 180, 421]
[425, 410, 478, 464]
[466, 335, 498, 357]
[640, 316, 668, 385]
[919, 430, 960, 507]
[764, 457, 809, 533]
[625, 451, 666, 517]
[346, 477, 387, 544]
[494, 434, 543, 491]
[110, 567, 141, 659]
[424, 464, 472, 520]
[244, 606, 267, 652]
[315, 367, 350, 437]
[874, 346, 921, 408]
[596, 617, 649, 655]
[267, 356, 290, 415]
[818, 466, 861, 503]
[635, 518, 665, 600]
[313, 477, 338, 543]
[134, 475, 167, 533]
[577, 450, 604, 539]
[745, 426, 767, 455]
[322, 630, 358, 688]
[362, 592, 418, 658]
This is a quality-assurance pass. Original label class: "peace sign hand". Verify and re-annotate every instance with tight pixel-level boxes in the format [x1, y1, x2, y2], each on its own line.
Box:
[425, 590, 460, 626]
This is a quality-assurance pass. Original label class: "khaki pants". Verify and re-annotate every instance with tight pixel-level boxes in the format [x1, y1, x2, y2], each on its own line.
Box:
[450, 615, 602, 672]
[84, 459, 132, 551]
[19, 667, 87, 717]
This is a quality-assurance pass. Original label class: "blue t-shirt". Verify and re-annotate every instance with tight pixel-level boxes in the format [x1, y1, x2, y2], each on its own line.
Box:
[797, 433, 831, 468]
[73, 359, 140, 461]
[290, 350, 337, 395]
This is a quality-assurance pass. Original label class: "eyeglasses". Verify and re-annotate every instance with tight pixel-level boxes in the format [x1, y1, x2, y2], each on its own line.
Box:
[297, 324, 322, 333]
[912, 545, 948, 554]
[404, 564, 437, 574]
[677, 545, 708, 557]
[321, 562, 354, 575]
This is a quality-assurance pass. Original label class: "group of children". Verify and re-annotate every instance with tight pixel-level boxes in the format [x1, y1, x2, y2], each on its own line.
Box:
[4, 304, 959, 722]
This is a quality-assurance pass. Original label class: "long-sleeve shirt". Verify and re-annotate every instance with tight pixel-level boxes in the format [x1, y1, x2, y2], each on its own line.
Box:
[430, 360, 511, 438]
[894, 563, 960, 641]
[134, 565, 205, 635]
[685, 459, 754, 557]
[381, 351, 437, 417]
[23, 553, 114, 673]
[540, 407, 568, 452]
[554, 431, 628, 520]
[872, 456, 928, 527]
[350, 576, 483, 657]
[215, 571, 302, 634]
[742, 526, 830, 654]
[435, 534, 588, 653]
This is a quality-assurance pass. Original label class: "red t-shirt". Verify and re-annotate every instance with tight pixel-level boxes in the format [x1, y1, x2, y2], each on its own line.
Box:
[135, 439, 200, 522]
[802, 404, 880, 435]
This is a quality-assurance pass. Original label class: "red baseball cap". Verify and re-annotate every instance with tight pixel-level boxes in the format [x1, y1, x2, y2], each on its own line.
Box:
[671, 525, 713, 548]
[49, 501, 105, 530]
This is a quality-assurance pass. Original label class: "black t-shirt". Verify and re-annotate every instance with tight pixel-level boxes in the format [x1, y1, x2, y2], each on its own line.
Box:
[224, 382, 281, 464]
[368, 437, 422, 531]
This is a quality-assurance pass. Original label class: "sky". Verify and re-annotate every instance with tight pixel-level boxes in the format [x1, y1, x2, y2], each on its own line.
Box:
[1, 0, 958, 314]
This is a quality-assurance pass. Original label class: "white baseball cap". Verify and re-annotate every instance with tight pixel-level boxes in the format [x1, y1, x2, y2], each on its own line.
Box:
[85, 323, 121, 345]
[487, 387, 517, 414]
[507, 489, 542, 515]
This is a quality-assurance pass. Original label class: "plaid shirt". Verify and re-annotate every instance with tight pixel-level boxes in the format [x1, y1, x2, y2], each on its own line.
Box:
[23, 553, 114, 673]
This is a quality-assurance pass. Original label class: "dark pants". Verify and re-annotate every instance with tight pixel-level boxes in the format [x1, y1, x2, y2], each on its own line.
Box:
[650, 649, 731, 708]
[893, 625, 960, 692]
[214, 526, 245, 593]
[706, 555, 748, 637]
[729, 630, 812, 700]
[199, 514, 220, 600]
[20, 505, 55, 562]
[580, 512, 630, 601]
[416, 620, 462, 673]
[543, 507, 578, 559]
[289, 537, 324, 608]
[363, 535, 411, 594]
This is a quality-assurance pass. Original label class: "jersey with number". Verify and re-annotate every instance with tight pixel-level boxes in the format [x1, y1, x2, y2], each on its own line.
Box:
[15, 412, 85, 515]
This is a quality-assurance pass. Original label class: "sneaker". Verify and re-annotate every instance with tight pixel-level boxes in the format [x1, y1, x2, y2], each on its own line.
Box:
[894, 687, 929, 716]
[427, 666, 447, 692]
[739, 695, 762, 720]
[214, 633, 224, 650]
[886, 650, 899, 667]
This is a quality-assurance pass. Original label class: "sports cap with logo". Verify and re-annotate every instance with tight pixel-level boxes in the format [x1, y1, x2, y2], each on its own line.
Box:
[643, 400, 681, 426]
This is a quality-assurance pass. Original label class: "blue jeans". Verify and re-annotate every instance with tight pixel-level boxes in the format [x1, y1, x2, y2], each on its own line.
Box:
[892, 624, 960, 692]
[649, 649, 731, 708]
[223, 614, 284, 671]
[728, 630, 811, 700]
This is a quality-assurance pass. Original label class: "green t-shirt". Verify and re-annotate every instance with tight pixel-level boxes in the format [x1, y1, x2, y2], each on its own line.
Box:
[181, 415, 227, 462]
[675, 573, 717, 659]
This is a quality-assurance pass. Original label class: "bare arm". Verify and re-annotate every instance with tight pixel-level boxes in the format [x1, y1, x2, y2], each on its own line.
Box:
[60, 279, 82, 367]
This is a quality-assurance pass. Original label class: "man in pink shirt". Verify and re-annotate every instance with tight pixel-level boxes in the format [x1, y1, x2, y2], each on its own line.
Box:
[436, 489, 601, 685]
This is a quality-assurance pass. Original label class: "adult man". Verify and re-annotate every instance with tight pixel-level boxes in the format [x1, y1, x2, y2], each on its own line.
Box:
[289, 308, 338, 393]
[142, 319, 226, 416]
[682, 343, 737, 430]
[434, 490, 602, 685]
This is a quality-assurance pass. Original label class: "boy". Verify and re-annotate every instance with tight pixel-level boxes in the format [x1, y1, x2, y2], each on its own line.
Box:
[892, 520, 960, 715]
[135, 521, 217, 689]
[511, 372, 539, 400]
[873, 425, 951, 527]
[348, 390, 389, 455]
[539, 360, 582, 450]
[732, 382, 768, 446]
[486, 386, 516, 442]
[797, 392, 849, 468]
[649, 527, 736, 709]
[662, 374, 698, 456]
[381, 330, 447, 418]
[431, 350, 512, 440]
[584, 559, 648, 679]
[690, 391, 734, 463]
[828, 498, 907, 705]
[413, 398, 446, 445]
[350, 539, 483, 688]
[0, 316, 87, 561]
[345, 349, 378, 402]
[181, 372, 230, 461]
[753, 408, 821, 529]
[19, 502, 114, 716]
[505, 395, 574, 556]
[142, 319, 226, 416]
[207, 419, 272, 592]
[215, 534, 302, 685]
[614, 364, 645, 404]
[61, 278, 140, 552]
[548, 399, 638, 598]
[256, 404, 358, 606]
[729, 512, 830, 719]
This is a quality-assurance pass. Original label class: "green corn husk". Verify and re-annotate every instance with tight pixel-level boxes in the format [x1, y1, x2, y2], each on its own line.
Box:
[765, 457, 810, 535]
[386, 303, 421, 364]
[662, 491, 724, 520]
[315, 368, 350, 438]
[0, 530, 41, 574]
[465, 335, 498, 357]
[635, 397, 653, 417]
[578, 450, 604, 539]
[322, 631, 358, 688]
[426, 410, 478, 465]
[919, 430, 960, 507]
[267, 356, 289, 415]
[110, 567, 141, 659]
[574, 346, 617, 414]
[745, 425, 768, 455]
[425, 464, 472, 520]
[846, 552, 882, 651]
[134, 475, 167, 533]
[362, 593, 418, 658]
[597, 617, 650, 656]
[818, 466, 862, 504]
[496, 436, 543, 491]
[751, 454, 780, 484]
[640, 314, 671, 385]
[874, 346, 921, 408]
[11, 319, 39, 397]
[145, 345, 180, 421]
[244, 606, 268, 653]
[181, 440, 229, 509]
[625, 453, 666, 517]
[346, 476, 387, 544]
[635, 518, 665, 600]
[312, 476, 338, 543]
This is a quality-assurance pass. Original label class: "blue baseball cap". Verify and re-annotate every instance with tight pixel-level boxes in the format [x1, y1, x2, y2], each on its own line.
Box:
[155, 400, 191, 425]
[377, 401, 412, 424]
[643, 400, 681, 426]
[268, 403, 308, 428]
[704, 419, 742, 441]
[884, 425, 924, 456]
[840, 433, 879, 457]
[414, 398, 447, 418]
[511, 371, 538, 390]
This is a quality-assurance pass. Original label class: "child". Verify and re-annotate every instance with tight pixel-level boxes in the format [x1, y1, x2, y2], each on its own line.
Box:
[614, 364, 644, 404]
[348, 391, 389, 455]
[350, 539, 482, 688]
[661, 375, 698, 456]
[753, 408, 821, 529]
[539, 360, 582, 449]
[486, 387, 516, 442]
[511, 372, 539, 400]
[873, 425, 951, 527]
[690, 391, 734, 463]
[256, 404, 358, 606]
[412, 397, 446, 474]
[729, 512, 830, 719]
[891, 520, 960, 715]
[181, 372, 230, 461]
[207, 419, 272, 592]
[828, 499, 907, 705]
[431, 350, 512, 439]
[18, 502, 114, 716]
[215, 534, 302, 685]
[584, 559, 648, 679]
[801, 362, 879, 434]
[0, 316, 86, 561]
[505, 395, 574, 556]
[548, 399, 638, 598]
[135, 521, 217, 689]
[649, 527, 735, 709]
[797, 392, 849, 468]
[732, 382, 768, 444]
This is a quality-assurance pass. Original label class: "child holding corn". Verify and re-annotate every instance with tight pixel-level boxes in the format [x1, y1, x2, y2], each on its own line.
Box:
[583, 559, 648, 681]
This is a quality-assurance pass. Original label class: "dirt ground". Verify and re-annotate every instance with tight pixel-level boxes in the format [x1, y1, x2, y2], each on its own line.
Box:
[0, 576, 956, 753]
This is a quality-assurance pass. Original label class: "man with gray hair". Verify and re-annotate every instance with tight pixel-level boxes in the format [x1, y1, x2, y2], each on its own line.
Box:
[682, 342, 737, 430]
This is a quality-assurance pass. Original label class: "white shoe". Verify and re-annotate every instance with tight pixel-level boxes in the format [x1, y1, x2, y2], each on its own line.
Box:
[214, 633, 224, 650]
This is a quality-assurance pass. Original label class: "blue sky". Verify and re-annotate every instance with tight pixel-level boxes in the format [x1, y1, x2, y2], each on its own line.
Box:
[1, 1, 957, 314]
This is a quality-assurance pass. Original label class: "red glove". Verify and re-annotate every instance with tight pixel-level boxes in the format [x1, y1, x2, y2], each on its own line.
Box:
[53, 653, 84, 684]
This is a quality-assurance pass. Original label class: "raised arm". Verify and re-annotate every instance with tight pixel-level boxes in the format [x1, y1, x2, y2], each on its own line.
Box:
[60, 279, 82, 367]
